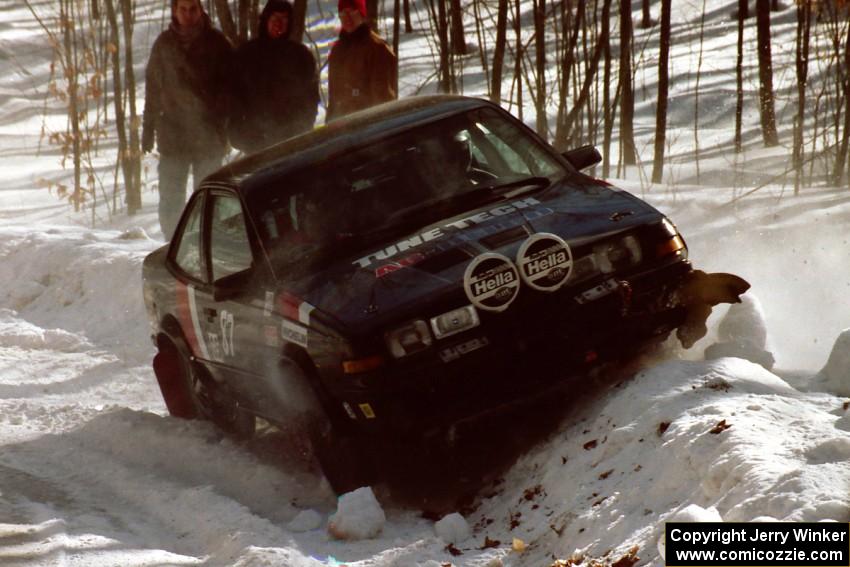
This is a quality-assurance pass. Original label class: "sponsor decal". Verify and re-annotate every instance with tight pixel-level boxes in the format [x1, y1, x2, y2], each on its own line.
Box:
[517, 233, 573, 292]
[463, 253, 520, 312]
[175, 282, 209, 360]
[375, 252, 426, 278]
[574, 278, 619, 304]
[439, 336, 490, 363]
[358, 403, 376, 419]
[281, 320, 308, 348]
[277, 291, 315, 325]
[263, 324, 280, 347]
[354, 197, 542, 268]
[263, 291, 274, 317]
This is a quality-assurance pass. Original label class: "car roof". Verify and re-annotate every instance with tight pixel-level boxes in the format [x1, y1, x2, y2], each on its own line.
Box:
[204, 95, 495, 199]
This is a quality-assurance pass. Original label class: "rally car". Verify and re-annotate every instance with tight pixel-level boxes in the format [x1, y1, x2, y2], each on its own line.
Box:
[142, 95, 748, 493]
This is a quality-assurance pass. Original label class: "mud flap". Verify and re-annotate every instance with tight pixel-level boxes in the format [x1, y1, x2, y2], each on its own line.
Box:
[153, 350, 196, 419]
[675, 270, 751, 348]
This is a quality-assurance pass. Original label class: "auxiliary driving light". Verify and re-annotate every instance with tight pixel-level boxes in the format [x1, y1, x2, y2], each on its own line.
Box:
[385, 320, 433, 358]
[430, 305, 480, 340]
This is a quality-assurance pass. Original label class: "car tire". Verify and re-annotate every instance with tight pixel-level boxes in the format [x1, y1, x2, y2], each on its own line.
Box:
[309, 422, 377, 495]
[157, 335, 256, 438]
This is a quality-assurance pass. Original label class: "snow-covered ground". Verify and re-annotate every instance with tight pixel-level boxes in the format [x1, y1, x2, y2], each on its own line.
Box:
[1, 1, 849, 566]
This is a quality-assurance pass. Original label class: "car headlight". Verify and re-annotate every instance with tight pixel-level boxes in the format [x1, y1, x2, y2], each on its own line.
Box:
[430, 305, 480, 340]
[656, 218, 687, 260]
[594, 234, 642, 273]
[385, 320, 433, 358]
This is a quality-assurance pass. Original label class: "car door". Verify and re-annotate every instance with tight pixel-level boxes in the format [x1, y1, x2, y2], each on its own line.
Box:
[167, 191, 217, 365]
[202, 189, 276, 414]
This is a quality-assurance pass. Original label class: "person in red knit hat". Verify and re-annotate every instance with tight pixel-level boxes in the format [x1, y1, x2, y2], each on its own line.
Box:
[326, 0, 397, 120]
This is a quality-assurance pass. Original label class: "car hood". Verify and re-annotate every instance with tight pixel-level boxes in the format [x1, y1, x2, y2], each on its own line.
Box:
[286, 177, 663, 334]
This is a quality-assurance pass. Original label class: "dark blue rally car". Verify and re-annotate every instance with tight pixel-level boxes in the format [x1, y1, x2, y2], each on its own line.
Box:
[142, 96, 747, 492]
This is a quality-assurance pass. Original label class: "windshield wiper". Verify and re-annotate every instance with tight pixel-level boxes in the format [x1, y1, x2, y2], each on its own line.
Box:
[478, 175, 552, 197]
[348, 176, 552, 242]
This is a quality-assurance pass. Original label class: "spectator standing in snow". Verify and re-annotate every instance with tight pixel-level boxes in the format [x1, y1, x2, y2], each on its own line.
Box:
[142, 0, 232, 240]
[229, 0, 319, 154]
[327, 0, 397, 121]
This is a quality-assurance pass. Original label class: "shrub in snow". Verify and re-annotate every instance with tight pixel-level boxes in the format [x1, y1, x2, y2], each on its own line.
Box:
[327, 486, 385, 540]
[434, 512, 471, 544]
[705, 295, 775, 370]
[813, 329, 850, 396]
[657, 504, 723, 557]
[286, 509, 323, 532]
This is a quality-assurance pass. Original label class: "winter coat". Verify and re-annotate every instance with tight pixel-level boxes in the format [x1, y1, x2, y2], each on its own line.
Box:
[327, 24, 397, 121]
[142, 15, 232, 158]
[229, 25, 319, 153]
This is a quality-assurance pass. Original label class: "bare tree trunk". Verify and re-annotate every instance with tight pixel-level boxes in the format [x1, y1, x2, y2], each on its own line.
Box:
[794, 0, 811, 194]
[534, 0, 547, 139]
[449, 0, 467, 54]
[404, 0, 413, 32]
[238, 0, 250, 42]
[214, 0, 238, 44]
[393, 0, 401, 91]
[756, 0, 779, 146]
[619, 0, 636, 164]
[735, 0, 745, 152]
[368, 0, 379, 29]
[292, 0, 307, 41]
[491, 0, 508, 103]
[834, 23, 850, 184]
[432, 0, 452, 92]
[560, 0, 611, 145]
[121, 0, 141, 213]
[693, 0, 707, 182]
[554, 0, 585, 148]
[514, 0, 523, 120]
[473, 0, 490, 95]
[250, 0, 260, 38]
[60, 0, 83, 211]
[602, 0, 613, 176]
[650, 0, 671, 184]
[104, 0, 129, 210]
[640, 0, 651, 28]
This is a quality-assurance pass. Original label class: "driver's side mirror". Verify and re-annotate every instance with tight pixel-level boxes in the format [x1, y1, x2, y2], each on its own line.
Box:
[562, 145, 602, 171]
[213, 268, 253, 302]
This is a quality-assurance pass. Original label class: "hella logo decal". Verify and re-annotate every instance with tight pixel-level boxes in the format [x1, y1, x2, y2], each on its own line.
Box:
[463, 252, 520, 312]
[516, 233, 573, 292]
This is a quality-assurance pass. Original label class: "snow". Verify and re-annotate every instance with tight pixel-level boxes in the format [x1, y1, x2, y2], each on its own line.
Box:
[434, 513, 472, 545]
[1, 0, 850, 565]
[328, 487, 387, 540]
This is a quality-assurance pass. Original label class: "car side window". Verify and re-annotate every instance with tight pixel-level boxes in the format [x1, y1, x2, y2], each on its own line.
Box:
[210, 193, 253, 281]
[173, 194, 205, 281]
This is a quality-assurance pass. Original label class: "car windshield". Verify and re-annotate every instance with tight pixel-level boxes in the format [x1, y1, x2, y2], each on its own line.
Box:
[248, 107, 568, 273]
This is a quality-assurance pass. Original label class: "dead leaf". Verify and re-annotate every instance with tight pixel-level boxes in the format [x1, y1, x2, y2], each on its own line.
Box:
[709, 419, 732, 434]
[611, 545, 640, 567]
[657, 421, 670, 436]
[445, 543, 462, 556]
[583, 439, 598, 450]
[480, 536, 501, 549]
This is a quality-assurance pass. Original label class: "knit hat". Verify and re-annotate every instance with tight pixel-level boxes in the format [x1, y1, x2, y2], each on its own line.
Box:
[338, 0, 367, 18]
[259, 0, 293, 39]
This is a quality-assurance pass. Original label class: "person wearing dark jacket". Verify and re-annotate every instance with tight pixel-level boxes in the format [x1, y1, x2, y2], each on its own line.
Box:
[229, 0, 319, 154]
[142, 0, 232, 240]
[327, 0, 397, 121]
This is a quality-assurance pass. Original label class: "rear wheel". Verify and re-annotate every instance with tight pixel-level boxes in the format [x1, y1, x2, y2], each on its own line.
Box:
[155, 336, 256, 438]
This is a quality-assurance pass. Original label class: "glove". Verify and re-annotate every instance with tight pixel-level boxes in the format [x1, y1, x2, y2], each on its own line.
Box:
[142, 127, 154, 153]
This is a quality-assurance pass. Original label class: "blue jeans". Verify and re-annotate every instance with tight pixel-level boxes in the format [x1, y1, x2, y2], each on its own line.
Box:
[158, 152, 223, 240]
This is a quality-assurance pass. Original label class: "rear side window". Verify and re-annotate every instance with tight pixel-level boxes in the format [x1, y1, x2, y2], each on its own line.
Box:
[173, 195, 205, 281]
[210, 193, 253, 281]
